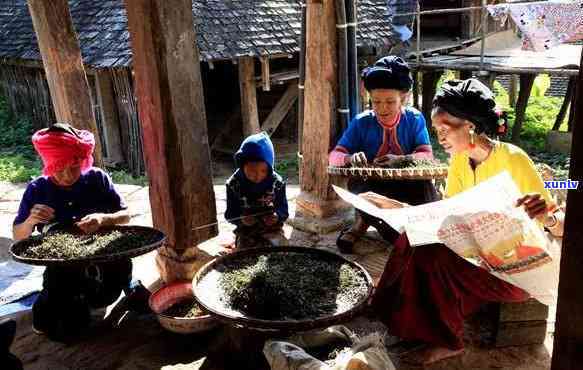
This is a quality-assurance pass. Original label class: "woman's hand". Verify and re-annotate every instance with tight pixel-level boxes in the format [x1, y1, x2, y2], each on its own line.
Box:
[516, 193, 547, 220]
[26, 204, 55, 226]
[76, 213, 104, 234]
[516, 193, 554, 223]
[348, 152, 368, 167]
[359, 192, 408, 209]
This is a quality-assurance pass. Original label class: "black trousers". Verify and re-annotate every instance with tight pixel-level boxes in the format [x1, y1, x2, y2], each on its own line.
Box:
[32, 259, 132, 341]
[348, 178, 439, 243]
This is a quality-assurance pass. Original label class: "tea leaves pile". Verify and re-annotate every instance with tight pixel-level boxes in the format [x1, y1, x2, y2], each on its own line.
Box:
[217, 253, 368, 321]
[20, 229, 160, 260]
[163, 300, 205, 318]
[380, 158, 443, 169]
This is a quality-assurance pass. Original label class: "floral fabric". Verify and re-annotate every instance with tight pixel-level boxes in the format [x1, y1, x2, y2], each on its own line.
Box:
[488, 1, 583, 51]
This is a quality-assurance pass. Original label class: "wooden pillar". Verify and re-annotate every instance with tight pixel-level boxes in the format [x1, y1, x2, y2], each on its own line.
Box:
[477, 71, 496, 90]
[510, 74, 535, 143]
[551, 49, 583, 370]
[238, 57, 261, 137]
[292, 0, 350, 233]
[95, 70, 124, 164]
[27, 0, 103, 165]
[125, 0, 217, 282]
[508, 75, 519, 108]
[567, 79, 578, 133]
[553, 77, 575, 131]
[412, 70, 420, 109]
[421, 70, 443, 128]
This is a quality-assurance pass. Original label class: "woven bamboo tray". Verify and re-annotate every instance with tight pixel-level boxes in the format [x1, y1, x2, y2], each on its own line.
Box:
[10, 225, 166, 267]
[192, 246, 373, 332]
[328, 165, 449, 180]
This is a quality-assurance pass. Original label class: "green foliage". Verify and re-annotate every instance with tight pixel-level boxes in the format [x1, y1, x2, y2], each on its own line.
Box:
[109, 169, 148, 186]
[531, 74, 551, 98]
[274, 158, 298, 178]
[0, 155, 41, 183]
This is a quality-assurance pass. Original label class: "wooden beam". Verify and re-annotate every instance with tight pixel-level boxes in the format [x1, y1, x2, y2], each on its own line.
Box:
[95, 70, 124, 164]
[511, 74, 535, 143]
[238, 56, 261, 137]
[261, 56, 271, 92]
[421, 70, 443, 128]
[260, 82, 299, 136]
[553, 77, 575, 131]
[125, 0, 217, 282]
[551, 49, 583, 370]
[27, 0, 103, 165]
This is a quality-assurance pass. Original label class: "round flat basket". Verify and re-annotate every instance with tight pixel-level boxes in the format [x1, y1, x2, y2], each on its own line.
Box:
[149, 281, 218, 334]
[328, 165, 448, 180]
[192, 247, 374, 332]
[10, 225, 166, 267]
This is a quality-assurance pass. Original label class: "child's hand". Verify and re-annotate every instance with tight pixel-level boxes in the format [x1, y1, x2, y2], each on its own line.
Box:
[263, 213, 279, 226]
[241, 215, 257, 226]
[76, 213, 104, 234]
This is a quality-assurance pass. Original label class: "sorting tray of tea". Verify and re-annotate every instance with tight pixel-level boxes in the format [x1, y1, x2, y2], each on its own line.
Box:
[10, 225, 166, 266]
[192, 247, 373, 332]
[328, 165, 448, 180]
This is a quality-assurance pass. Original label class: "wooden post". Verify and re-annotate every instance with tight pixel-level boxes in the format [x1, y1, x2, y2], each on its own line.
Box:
[508, 75, 518, 108]
[292, 0, 350, 233]
[553, 77, 575, 131]
[125, 0, 217, 282]
[95, 70, 124, 164]
[567, 79, 578, 133]
[261, 56, 271, 92]
[412, 71, 420, 109]
[421, 70, 443, 129]
[477, 72, 496, 90]
[511, 74, 535, 143]
[551, 49, 583, 370]
[27, 0, 103, 165]
[238, 57, 261, 137]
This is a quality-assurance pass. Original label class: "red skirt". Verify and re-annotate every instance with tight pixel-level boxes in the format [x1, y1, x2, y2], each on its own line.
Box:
[371, 233, 529, 350]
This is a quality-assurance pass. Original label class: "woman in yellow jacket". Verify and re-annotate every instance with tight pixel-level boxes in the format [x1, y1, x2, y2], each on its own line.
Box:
[366, 79, 564, 365]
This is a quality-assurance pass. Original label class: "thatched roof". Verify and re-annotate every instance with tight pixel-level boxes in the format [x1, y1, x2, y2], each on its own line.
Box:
[0, 0, 398, 68]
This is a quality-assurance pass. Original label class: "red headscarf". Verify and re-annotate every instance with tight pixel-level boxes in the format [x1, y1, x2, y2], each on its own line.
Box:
[32, 125, 95, 177]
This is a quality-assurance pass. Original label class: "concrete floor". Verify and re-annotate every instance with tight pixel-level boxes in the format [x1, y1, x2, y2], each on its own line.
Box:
[0, 180, 554, 369]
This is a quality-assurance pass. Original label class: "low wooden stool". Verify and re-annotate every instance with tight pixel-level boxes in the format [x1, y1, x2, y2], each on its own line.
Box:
[491, 298, 549, 347]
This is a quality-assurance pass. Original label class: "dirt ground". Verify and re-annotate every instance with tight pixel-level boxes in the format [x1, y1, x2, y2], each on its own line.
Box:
[0, 172, 555, 370]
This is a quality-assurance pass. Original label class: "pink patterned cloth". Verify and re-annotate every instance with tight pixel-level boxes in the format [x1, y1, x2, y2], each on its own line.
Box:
[488, 1, 583, 51]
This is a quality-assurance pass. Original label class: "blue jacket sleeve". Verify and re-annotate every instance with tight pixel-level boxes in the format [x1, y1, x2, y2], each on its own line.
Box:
[274, 182, 289, 223]
[336, 116, 362, 154]
[225, 184, 242, 226]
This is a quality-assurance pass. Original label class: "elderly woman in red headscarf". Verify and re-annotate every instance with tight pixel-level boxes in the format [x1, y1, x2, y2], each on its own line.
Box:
[12, 123, 132, 341]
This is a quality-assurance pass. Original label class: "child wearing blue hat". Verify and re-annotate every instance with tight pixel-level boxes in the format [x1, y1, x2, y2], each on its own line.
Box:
[225, 132, 289, 249]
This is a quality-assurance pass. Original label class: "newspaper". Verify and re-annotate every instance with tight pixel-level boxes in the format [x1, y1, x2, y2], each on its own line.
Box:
[333, 171, 559, 305]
